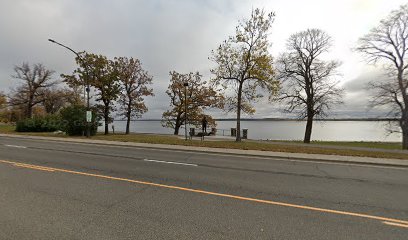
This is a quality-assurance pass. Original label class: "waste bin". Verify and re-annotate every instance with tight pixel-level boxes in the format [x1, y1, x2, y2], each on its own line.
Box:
[231, 128, 236, 137]
[242, 129, 248, 139]
[211, 128, 217, 135]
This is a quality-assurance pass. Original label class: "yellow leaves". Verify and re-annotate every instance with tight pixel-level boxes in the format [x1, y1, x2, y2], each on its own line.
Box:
[241, 102, 256, 115]
[209, 8, 279, 119]
[163, 71, 224, 130]
[0, 92, 6, 108]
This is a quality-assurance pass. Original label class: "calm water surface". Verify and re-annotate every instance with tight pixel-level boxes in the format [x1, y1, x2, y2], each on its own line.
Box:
[101, 120, 400, 142]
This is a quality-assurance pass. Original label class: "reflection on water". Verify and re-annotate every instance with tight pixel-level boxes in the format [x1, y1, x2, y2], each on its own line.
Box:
[100, 120, 400, 142]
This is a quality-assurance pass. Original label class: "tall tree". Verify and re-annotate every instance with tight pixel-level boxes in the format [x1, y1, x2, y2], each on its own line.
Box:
[210, 8, 278, 141]
[162, 71, 223, 135]
[115, 57, 154, 134]
[0, 92, 6, 109]
[277, 29, 343, 143]
[356, 4, 408, 149]
[40, 88, 65, 114]
[9, 63, 56, 118]
[0, 92, 7, 122]
[64, 53, 121, 135]
[40, 87, 82, 114]
[63, 87, 84, 106]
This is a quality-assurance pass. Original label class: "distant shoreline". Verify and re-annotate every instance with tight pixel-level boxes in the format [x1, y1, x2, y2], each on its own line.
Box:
[114, 118, 399, 122]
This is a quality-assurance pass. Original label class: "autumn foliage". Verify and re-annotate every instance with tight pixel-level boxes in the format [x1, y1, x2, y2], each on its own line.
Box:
[162, 71, 223, 135]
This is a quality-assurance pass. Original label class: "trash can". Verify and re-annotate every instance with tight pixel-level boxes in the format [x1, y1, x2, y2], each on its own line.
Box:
[190, 128, 195, 136]
[242, 129, 248, 139]
[211, 128, 217, 135]
[231, 128, 237, 137]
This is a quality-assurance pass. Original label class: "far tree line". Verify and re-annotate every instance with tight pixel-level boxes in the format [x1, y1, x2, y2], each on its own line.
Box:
[0, 5, 407, 149]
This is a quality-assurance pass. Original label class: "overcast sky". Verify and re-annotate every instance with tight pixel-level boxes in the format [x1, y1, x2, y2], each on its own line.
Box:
[0, 0, 406, 119]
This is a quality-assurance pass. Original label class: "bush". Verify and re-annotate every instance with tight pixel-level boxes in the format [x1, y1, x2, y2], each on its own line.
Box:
[59, 105, 98, 136]
[16, 115, 62, 132]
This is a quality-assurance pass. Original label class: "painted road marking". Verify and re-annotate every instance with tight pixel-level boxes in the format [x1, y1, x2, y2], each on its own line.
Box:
[4, 144, 27, 149]
[100, 145, 408, 170]
[0, 158, 407, 228]
[383, 221, 408, 228]
[143, 159, 198, 167]
[2, 137, 406, 170]
[13, 163, 55, 172]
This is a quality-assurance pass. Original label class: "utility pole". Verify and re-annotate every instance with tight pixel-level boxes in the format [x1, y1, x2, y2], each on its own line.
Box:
[183, 82, 189, 140]
[48, 39, 91, 138]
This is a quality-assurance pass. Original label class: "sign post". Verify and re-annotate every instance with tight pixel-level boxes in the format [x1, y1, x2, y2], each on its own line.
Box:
[86, 111, 92, 123]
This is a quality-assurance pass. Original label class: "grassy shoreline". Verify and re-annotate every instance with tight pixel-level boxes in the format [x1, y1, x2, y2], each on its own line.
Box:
[265, 140, 401, 150]
[1, 124, 407, 160]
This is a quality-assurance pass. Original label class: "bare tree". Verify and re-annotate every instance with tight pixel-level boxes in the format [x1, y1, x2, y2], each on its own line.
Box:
[63, 87, 84, 106]
[115, 57, 154, 134]
[40, 87, 81, 114]
[210, 8, 279, 141]
[9, 63, 56, 118]
[0, 91, 6, 109]
[277, 29, 343, 143]
[41, 88, 65, 114]
[0, 92, 7, 122]
[356, 4, 408, 149]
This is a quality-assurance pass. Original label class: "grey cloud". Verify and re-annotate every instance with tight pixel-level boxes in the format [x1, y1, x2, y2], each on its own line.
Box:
[342, 68, 385, 93]
[0, 0, 396, 119]
[0, 0, 243, 119]
[337, 69, 392, 118]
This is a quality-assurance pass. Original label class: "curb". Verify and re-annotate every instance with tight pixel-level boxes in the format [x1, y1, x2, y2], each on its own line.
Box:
[1, 134, 407, 168]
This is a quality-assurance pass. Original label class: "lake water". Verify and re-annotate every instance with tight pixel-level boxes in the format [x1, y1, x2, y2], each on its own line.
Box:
[100, 120, 401, 142]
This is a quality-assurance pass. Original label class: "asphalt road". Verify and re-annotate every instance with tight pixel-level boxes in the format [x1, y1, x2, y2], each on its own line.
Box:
[0, 136, 407, 239]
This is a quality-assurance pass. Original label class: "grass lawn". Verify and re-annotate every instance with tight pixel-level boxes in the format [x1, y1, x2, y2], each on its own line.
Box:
[1, 124, 407, 160]
[0, 124, 16, 133]
[310, 141, 401, 150]
[269, 140, 402, 150]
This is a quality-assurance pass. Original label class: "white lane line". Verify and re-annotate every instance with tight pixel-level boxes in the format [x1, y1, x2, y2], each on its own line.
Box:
[97, 145, 407, 170]
[4, 144, 27, 149]
[143, 159, 198, 167]
[383, 221, 408, 228]
[5, 138, 405, 170]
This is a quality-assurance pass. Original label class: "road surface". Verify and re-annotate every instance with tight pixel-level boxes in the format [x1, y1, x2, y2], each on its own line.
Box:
[0, 136, 407, 239]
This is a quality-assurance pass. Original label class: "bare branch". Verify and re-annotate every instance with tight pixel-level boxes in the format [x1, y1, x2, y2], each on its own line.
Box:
[356, 4, 408, 148]
[277, 29, 343, 142]
[10, 63, 56, 118]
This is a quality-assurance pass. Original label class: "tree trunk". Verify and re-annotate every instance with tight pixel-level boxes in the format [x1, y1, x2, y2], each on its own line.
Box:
[399, 70, 408, 150]
[125, 115, 130, 134]
[125, 100, 132, 134]
[402, 127, 408, 150]
[104, 106, 109, 135]
[27, 95, 34, 118]
[401, 115, 408, 149]
[174, 114, 182, 135]
[125, 106, 131, 135]
[304, 113, 313, 143]
[236, 83, 243, 142]
[304, 78, 313, 143]
[174, 124, 180, 135]
[104, 119, 109, 135]
[26, 104, 33, 119]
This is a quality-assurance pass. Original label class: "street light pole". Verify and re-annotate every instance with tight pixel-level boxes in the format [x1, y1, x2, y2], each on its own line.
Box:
[48, 39, 91, 138]
[183, 82, 189, 140]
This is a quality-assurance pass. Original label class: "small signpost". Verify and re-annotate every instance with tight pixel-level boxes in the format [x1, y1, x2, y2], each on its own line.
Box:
[86, 111, 92, 123]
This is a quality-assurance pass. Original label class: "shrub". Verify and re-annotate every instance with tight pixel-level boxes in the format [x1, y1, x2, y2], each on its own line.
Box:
[59, 105, 98, 136]
[16, 115, 62, 132]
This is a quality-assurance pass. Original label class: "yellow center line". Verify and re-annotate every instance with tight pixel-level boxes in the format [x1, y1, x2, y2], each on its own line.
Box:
[1, 159, 407, 227]
[383, 221, 408, 228]
[13, 163, 55, 172]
